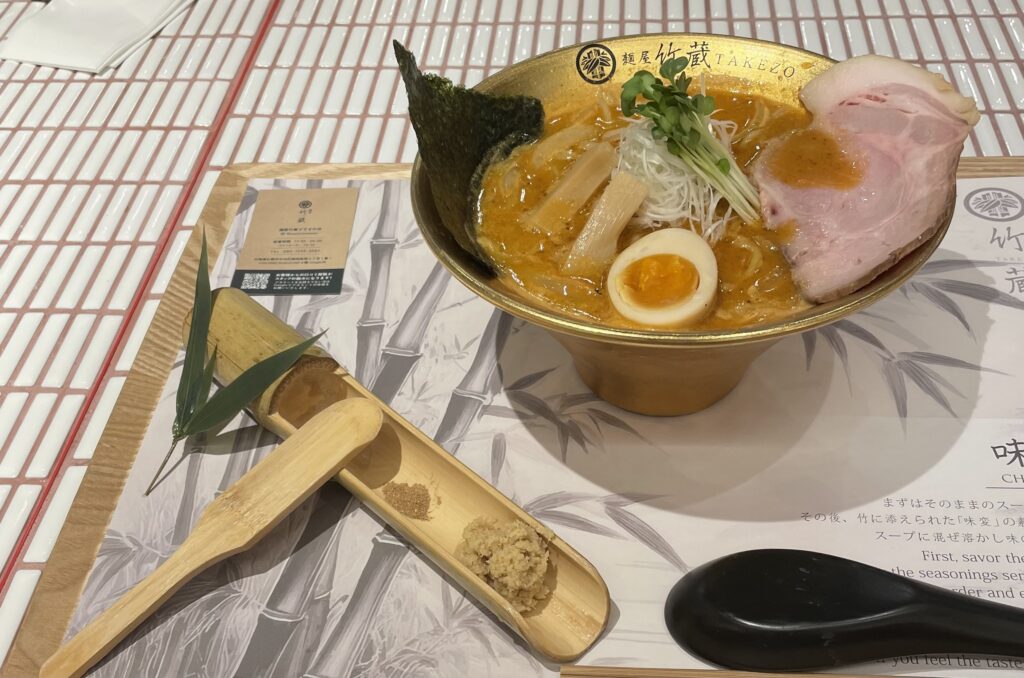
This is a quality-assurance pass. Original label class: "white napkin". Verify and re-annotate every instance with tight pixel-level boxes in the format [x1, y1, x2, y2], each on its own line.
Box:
[0, 0, 195, 74]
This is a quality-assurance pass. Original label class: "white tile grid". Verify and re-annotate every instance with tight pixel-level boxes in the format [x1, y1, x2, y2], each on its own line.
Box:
[194, 0, 1024, 189]
[0, 0, 273, 658]
[3, 0, 1024, 668]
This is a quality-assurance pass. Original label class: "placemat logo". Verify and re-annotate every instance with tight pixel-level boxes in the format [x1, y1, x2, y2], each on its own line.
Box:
[576, 43, 615, 84]
[965, 187, 1024, 222]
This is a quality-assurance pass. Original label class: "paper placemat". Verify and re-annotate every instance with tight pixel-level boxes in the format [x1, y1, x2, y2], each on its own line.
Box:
[60, 169, 1024, 677]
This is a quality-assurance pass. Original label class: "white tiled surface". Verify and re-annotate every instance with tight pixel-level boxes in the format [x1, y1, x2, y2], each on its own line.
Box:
[1, 0, 1023, 668]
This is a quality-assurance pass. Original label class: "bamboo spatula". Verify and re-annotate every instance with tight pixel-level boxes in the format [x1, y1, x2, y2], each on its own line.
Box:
[41, 397, 383, 678]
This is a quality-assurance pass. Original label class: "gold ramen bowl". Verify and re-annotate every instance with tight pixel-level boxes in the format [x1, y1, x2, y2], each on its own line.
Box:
[410, 34, 953, 416]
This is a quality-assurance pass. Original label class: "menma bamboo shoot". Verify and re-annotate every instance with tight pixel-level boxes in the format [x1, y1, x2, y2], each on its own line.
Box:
[526, 142, 616, 238]
[528, 125, 595, 169]
[563, 170, 648, 277]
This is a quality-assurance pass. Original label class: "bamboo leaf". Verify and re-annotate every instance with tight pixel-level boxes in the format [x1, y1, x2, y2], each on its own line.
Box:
[489, 433, 506, 485]
[897, 359, 956, 417]
[557, 423, 570, 462]
[910, 282, 971, 334]
[920, 259, 1006, 274]
[880, 358, 908, 420]
[910, 361, 964, 398]
[801, 331, 816, 370]
[932, 279, 1024, 311]
[603, 492, 662, 507]
[182, 332, 324, 435]
[421, 605, 440, 628]
[464, 626, 497, 659]
[481, 403, 522, 419]
[818, 326, 850, 385]
[898, 351, 1004, 374]
[588, 408, 654, 445]
[604, 503, 687, 570]
[507, 390, 563, 427]
[566, 419, 590, 449]
[833, 319, 892, 356]
[561, 392, 602, 409]
[522, 491, 597, 513]
[197, 350, 217, 409]
[507, 367, 556, 391]
[174, 230, 212, 437]
[532, 508, 623, 538]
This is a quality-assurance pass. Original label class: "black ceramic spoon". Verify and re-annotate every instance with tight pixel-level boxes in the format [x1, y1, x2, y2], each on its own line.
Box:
[665, 549, 1024, 672]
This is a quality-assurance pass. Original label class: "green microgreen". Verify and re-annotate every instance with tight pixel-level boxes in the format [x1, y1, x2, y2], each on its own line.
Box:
[620, 57, 760, 223]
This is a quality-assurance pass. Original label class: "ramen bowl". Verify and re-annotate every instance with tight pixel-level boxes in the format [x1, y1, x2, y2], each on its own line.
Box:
[410, 34, 953, 416]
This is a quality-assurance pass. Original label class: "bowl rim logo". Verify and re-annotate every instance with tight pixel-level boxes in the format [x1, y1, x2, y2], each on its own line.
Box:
[964, 187, 1024, 222]
[576, 43, 616, 84]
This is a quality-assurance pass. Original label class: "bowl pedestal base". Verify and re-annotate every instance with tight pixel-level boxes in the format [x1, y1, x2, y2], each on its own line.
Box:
[554, 333, 779, 416]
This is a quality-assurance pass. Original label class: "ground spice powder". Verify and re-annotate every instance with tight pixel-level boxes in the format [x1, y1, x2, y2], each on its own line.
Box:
[382, 481, 431, 520]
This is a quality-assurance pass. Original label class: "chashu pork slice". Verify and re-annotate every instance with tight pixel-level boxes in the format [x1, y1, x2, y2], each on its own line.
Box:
[753, 55, 978, 303]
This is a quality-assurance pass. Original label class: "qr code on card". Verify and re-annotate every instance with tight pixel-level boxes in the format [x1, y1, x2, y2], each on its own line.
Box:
[240, 272, 270, 290]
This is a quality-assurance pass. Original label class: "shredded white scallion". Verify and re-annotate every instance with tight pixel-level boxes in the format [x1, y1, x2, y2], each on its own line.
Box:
[618, 117, 740, 244]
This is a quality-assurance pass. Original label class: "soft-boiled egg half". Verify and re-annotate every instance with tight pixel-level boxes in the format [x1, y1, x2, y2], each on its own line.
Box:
[607, 228, 717, 328]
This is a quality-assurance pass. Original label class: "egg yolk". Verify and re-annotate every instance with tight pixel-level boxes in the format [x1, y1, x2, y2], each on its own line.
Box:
[620, 254, 700, 307]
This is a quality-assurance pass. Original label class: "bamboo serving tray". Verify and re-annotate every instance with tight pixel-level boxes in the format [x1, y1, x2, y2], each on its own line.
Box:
[4, 158, 1023, 678]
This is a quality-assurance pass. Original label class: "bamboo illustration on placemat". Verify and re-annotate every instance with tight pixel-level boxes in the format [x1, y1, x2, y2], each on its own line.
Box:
[300, 257, 455, 676]
[170, 432, 209, 547]
[304, 306, 524, 677]
[234, 486, 351, 678]
[435, 308, 514, 452]
[370, 261, 451, 403]
[302, 531, 410, 678]
[355, 180, 400, 383]
[801, 258, 1016, 420]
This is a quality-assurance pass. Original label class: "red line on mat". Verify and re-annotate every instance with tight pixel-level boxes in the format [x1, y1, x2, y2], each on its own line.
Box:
[0, 0, 285, 597]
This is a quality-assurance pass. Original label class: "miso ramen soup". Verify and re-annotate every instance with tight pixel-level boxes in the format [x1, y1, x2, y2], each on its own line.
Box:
[475, 86, 814, 331]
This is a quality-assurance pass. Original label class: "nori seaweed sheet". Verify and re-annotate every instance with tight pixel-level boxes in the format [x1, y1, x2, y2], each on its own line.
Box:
[394, 41, 544, 274]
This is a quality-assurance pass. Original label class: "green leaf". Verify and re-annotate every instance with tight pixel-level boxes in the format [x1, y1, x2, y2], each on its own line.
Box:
[694, 94, 715, 116]
[181, 331, 325, 436]
[717, 157, 731, 174]
[687, 128, 700, 148]
[659, 57, 688, 80]
[621, 71, 658, 118]
[174, 231, 212, 438]
[197, 349, 217, 409]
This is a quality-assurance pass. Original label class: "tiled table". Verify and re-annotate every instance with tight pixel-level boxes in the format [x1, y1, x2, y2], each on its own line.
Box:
[0, 0, 1022, 666]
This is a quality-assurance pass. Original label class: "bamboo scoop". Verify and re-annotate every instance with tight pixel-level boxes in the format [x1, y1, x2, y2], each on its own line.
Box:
[41, 398, 384, 678]
[186, 287, 611, 662]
